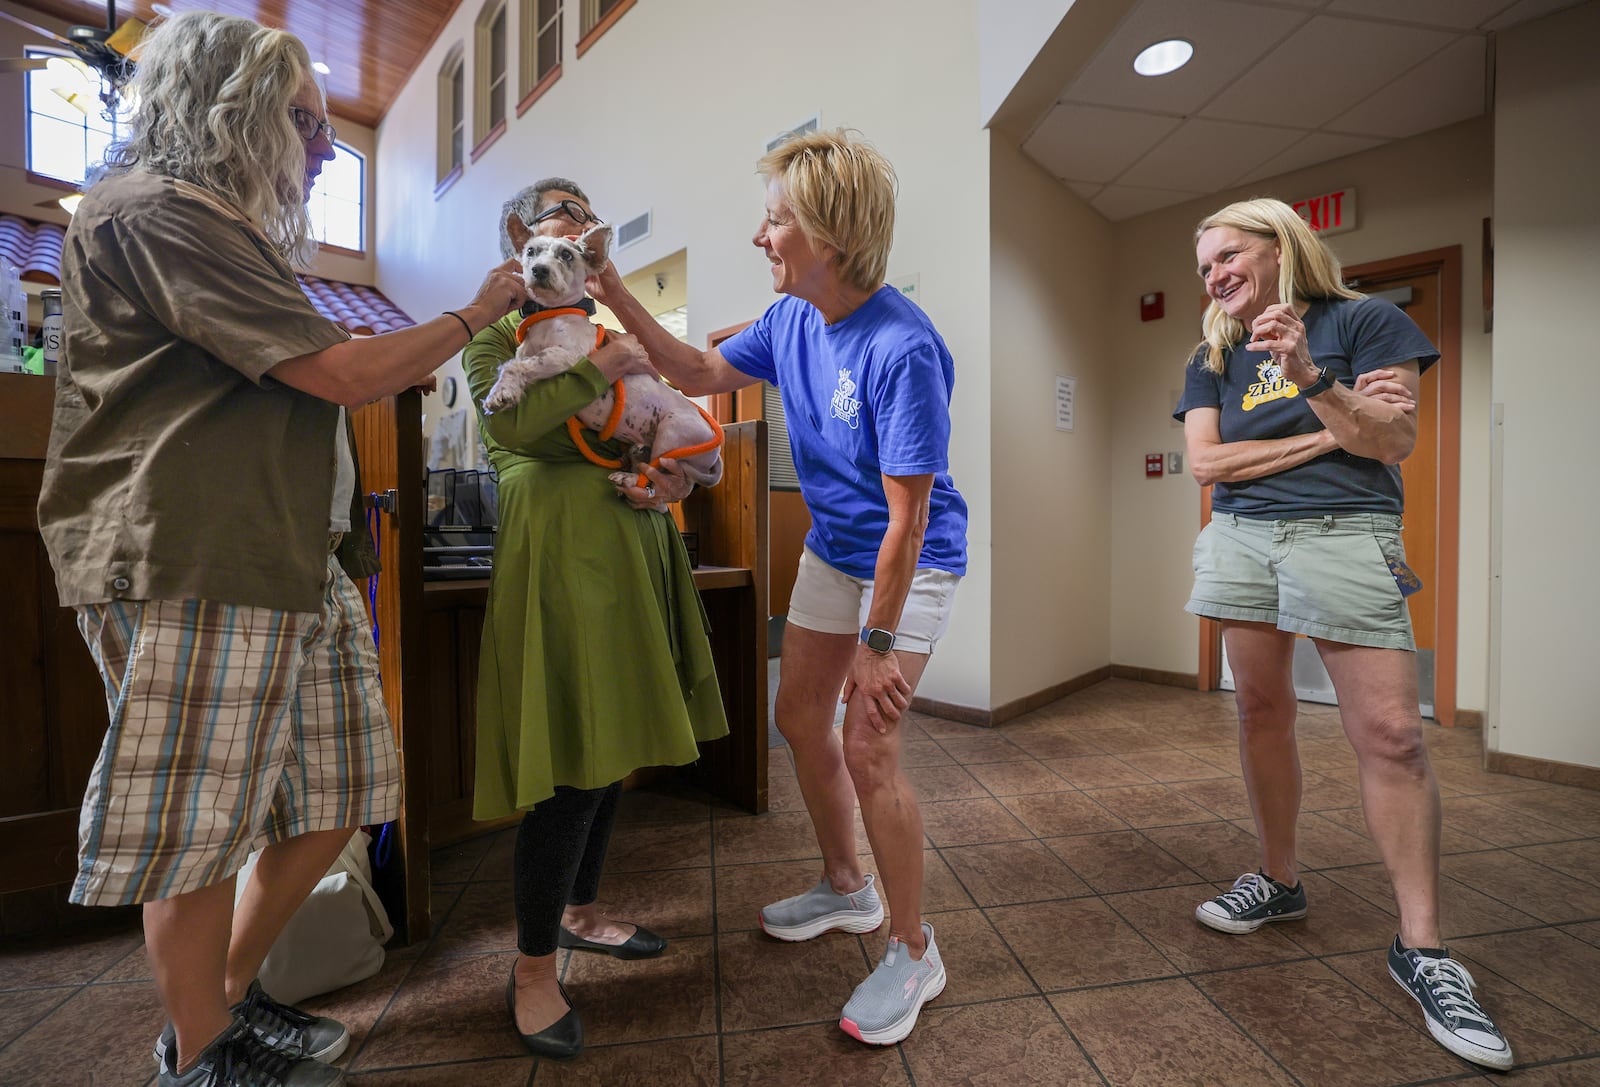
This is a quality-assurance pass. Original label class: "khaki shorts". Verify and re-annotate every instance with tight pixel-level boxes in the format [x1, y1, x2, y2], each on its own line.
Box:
[71, 552, 401, 906]
[787, 546, 961, 655]
[1186, 512, 1416, 651]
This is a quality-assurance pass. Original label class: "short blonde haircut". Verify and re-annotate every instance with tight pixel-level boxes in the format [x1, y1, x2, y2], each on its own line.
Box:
[757, 129, 896, 293]
[1192, 197, 1362, 373]
[101, 11, 318, 266]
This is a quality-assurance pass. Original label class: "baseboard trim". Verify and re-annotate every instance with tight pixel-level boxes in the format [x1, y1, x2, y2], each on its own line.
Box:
[1109, 664, 1200, 690]
[1454, 708, 1485, 728]
[1484, 749, 1600, 791]
[912, 665, 1115, 728]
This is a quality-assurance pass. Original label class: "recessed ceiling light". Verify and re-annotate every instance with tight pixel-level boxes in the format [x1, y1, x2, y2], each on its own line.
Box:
[151, 2, 172, 16]
[1133, 39, 1193, 77]
[312, 62, 331, 75]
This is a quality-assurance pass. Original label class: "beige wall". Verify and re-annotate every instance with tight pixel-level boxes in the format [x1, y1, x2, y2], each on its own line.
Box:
[988, 140, 1115, 704]
[374, 0, 995, 708]
[1107, 116, 1495, 711]
[1488, 0, 1600, 766]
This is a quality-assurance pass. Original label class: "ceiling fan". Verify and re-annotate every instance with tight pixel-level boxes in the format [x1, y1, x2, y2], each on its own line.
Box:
[0, 2, 152, 110]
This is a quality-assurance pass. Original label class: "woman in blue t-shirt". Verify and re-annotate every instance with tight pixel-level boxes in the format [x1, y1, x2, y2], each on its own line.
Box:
[592, 129, 966, 1047]
[1174, 197, 1511, 1072]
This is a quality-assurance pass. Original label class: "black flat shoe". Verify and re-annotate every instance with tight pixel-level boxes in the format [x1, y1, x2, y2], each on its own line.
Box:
[558, 923, 667, 960]
[506, 967, 583, 1060]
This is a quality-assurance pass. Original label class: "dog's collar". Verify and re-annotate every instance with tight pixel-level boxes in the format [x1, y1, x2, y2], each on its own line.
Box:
[515, 306, 600, 346]
[521, 296, 596, 318]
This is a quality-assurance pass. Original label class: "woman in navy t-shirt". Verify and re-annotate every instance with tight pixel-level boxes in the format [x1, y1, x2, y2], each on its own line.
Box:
[1174, 197, 1511, 1071]
[592, 129, 965, 1047]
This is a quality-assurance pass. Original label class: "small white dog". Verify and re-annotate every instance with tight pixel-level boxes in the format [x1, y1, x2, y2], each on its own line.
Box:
[482, 218, 723, 491]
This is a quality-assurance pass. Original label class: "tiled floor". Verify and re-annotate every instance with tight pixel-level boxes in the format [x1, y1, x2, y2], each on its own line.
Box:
[4, 678, 1600, 1085]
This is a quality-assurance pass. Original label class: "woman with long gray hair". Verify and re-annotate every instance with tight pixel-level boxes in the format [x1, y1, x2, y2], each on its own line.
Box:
[39, 11, 527, 1086]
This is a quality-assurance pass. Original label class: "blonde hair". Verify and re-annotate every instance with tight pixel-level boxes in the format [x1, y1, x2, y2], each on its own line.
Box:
[1192, 197, 1362, 373]
[100, 11, 318, 266]
[757, 129, 896, 293]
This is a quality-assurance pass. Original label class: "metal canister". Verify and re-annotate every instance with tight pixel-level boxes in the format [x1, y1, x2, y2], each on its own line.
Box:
[41, 288, 62, 376]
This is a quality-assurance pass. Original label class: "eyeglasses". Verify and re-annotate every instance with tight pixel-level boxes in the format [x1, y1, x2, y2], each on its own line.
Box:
[289, 106, 336, 145]
[532, 199, 602, 227]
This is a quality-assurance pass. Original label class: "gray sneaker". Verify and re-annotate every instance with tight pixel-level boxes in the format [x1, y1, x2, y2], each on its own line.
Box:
[157, 1018, 343, 1086]
[839, 921, 945, 1045]
[760, 874, 884, 941]
[1388, 937, 1513, 1071]
[1195, 872, 1307, 934]
[156, 981, 349, 1067]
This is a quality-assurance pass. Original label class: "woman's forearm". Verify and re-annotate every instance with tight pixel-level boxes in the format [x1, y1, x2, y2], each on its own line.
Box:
[1304, 383, 1418, 464]
[1190, 430, 1339, 486]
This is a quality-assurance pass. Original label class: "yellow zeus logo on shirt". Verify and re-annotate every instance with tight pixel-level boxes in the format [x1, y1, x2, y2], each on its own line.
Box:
[1241, 358, 1302, 411]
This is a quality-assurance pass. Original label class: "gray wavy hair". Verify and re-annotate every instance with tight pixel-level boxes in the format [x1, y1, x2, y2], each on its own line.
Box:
[100, 11, 317, 265]
[498, 178, 591, 258]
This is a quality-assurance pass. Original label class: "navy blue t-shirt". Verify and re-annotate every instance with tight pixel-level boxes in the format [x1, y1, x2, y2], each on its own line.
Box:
[720, 286, 968, 579]
[1173, 296, 1439, 519]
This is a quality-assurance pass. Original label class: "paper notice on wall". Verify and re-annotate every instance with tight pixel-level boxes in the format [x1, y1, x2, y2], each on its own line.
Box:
[1055, 375, 1076, 432]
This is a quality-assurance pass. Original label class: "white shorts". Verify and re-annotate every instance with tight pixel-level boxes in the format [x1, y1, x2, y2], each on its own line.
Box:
[785, 546, 961, 655]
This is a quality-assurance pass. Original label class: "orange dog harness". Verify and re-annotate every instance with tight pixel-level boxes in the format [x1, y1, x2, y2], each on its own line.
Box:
[515, 308, 724, 488]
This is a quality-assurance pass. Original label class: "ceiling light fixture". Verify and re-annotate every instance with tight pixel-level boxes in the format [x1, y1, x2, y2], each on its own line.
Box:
[151, 2, 172, 16]
[1133, 38, 1193, 77]
[312, 61, 331, 75]
[59, 194, 83, 215]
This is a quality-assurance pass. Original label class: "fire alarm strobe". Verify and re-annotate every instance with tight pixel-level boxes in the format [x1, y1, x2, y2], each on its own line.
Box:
[1145, 453, 1164, 478]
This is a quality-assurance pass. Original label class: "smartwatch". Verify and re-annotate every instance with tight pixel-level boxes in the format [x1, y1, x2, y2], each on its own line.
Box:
[860, 627, 896, 654]
[1300, 367, 1336, 398]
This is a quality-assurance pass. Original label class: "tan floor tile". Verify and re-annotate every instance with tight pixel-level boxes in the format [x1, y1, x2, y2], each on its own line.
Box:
[722, 1023, 911, 1086]
[1079, 727, 1176, 754]
[1563, 921, 1600, 948]
[1424, 724, 1486, 759]
[1141, 820, 1263, 883]
[919, 907, 1036, 1003]
[902, 763, 989, 802]
[351, 951, 524, 1071]
[999, 791, 1127, 838]
[1043, 830, 1203, 893]
[713, 811, 825, 866]
[1040, 754, 1154, 789]
[903, 997, 1101, 1086]
[987, 898, 1173, 990]
[1495, 1057, 1600, 1084]
[1185, 745, 1248, 775]
[717, 928, 868, 1031]
[1003, 730, 1107, 760]
[911, 849, 980, 915]
[919, 797, 1034, 847]
[428, 879, 517, 955]
[935, 732, 1032, 764]
[430, 830, 500, 883]
[1444, 851, 1600, 924]
[1489, 786, 1600, 838]
[0, 924, 142, 988]
[940, 839, 1091, 906]
[613, 783, 716, 825]
[1318, 803, 1495, 855]
[1298, 771, 1365, 811]
[1087, 784, 1217, 829]
[563, 935, 717, 1046]
[766, 767, 807, 812]
[0, 980, 166, 1087]
[1106, 883, 1307, 974]
[95, 940, 153, 983]
[1051, 979, 1295, 1086]
[533, 1037, 720, 1085]
[349, 1057, 533, 1085]
[590, 865, 714, 939]
[1273, 872, 1403, 956]
[714, 858, 835, 933]
[0, 986, 71, 1049]
[1512, 840, 1600, 886]
[603, 820, 712, 872]
[1171, 776, 1255, 820]
[1116, 749, 1235, 782]
[1440, 797, 1576, 847]
[1431, 756, 1554, 797]
[1452, 929, 1600, 1026]
[963, 759, 1069, 797]
[1283, 811, 1384, 870]
[1196, 959, 1465, 1086]
[898, 740, 957, 768]
[1321, 862, 1542, 938]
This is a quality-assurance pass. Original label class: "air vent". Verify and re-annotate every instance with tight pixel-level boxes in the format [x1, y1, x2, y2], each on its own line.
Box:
[766, 114, 820, 153]
[762, 382, 800, 491]
[616, 210, 651, 250]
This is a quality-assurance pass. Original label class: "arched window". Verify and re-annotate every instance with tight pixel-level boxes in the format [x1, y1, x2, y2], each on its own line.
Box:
[308, 141, 365, 252]
[24, 50, 129, 186]
[436, 44, 466, 189]
[518, 0, 562, 114]
[473, 1, 508, 153]
[578, 0, 634, 56]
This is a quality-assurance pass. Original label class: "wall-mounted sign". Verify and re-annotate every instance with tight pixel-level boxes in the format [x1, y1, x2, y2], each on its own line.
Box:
[1291, 188, 1356, 237]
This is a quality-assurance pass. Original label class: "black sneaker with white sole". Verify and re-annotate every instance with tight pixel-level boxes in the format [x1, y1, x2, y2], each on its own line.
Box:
[155, 981, 349, 1069]
[1194, 871, 1307, 934]
[1388, 936, 1513, 1072]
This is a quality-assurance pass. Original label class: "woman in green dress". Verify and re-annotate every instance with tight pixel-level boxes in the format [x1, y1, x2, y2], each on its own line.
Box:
[462, 178, 728, 1061]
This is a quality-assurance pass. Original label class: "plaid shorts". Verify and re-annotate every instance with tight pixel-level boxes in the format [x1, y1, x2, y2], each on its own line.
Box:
[71, 553, 400, 906]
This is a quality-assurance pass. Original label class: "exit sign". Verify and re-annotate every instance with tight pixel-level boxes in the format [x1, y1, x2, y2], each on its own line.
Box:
[1291, 188, 1356, 237]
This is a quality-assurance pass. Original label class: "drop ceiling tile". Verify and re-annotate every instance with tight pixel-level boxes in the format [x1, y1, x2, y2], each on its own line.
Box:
[1022, 104, 1182, 184]
[1325, 0, 1510, 30]
[1067, 181, 1105, 202]
[1061, 0, 1310, 115]
[1118, 117, 1306, 191]
[1092, 184, 1207, 221]
[1326, 35, 1486, 138]
[1230, 131, 1385, 187]
[1200, 15, 1457, 128]
[1482, 0, 1586, 30]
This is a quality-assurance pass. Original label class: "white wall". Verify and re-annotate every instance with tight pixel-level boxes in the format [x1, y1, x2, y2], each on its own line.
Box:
[1488, 0, 1600, 766]
[1107, 117, 1495, 710]
[977, 0, 1077, 126]
[988, 140, 1115, 705]
[375, 0, 994, 709]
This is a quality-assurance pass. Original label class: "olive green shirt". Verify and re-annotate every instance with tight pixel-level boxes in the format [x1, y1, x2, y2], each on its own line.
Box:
[40, 170, 363, 612]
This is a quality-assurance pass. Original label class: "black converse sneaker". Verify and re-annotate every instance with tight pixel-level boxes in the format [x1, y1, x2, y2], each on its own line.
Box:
[1388, 937, 1513, 1071]
[1194, 871, 1307, 934]
[156, 981, 350, 1068]
[157, 1018, 343, 1086]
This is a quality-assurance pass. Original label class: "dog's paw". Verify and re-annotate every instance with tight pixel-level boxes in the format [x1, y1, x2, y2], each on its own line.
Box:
[482, 383, 515, 414]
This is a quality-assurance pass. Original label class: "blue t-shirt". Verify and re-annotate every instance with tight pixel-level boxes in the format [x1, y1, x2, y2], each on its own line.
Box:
[720, 286, 968, 579]
[1174, 296, 1439, 519]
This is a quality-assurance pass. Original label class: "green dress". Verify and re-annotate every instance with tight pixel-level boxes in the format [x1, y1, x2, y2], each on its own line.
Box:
[463, 313, 728, 818]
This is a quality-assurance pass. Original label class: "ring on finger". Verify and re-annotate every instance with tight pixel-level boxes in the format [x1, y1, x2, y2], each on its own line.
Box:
[645, 484, 656, 498]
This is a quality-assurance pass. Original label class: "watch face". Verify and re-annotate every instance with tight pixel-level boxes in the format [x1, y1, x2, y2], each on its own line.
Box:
[864, 628, 895, 653]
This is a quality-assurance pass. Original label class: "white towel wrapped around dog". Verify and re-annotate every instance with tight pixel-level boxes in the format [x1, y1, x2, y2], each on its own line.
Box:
[234, 829, 393, 1004]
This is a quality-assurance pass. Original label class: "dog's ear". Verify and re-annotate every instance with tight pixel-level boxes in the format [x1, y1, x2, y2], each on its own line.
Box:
[506, 213, 533, 256]
[578, 223, 614, 270]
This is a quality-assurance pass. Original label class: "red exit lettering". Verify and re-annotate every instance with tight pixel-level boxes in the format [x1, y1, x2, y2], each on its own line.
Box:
[1289, 188, 1357, 237]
